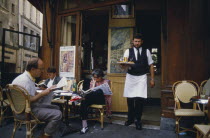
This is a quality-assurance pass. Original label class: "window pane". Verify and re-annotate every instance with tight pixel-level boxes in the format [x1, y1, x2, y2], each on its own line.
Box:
[60, 15, 76, 46]
[12, 4, 15, 13]
[152, 54, 158, 64]
[152, 48, 158, 53]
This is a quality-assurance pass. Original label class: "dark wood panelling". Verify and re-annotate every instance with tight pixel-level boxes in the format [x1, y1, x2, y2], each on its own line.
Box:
[161, 89, 174, 118]
[165, 0, 188, 85]
[185, 0, 210, 83]
[161, 0, 210, 117]
[135, 0, 161, 10]
[162, 0, 210, 86]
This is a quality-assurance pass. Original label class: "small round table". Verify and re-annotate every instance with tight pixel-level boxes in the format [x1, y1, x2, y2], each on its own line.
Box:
[190, 96, 208, 111]
[191, 96, 209, 124]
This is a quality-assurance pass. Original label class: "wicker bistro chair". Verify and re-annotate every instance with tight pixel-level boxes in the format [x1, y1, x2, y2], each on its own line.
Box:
[194, 124, 210, 138]
[199, 80, 208, 113]
[200, 80, 208, 96]
[88, 82, 112, 130]
[5, 84, 45, 138]
[0, 86, 11, 126]
[88, 104, 107, 129]
[77, 80, 84, 92]
[172, 80, 205, 134]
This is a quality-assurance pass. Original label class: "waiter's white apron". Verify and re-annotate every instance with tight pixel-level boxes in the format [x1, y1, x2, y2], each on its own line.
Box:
[123, 73, 147, 98]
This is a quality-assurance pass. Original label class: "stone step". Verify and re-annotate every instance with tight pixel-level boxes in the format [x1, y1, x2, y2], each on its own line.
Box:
[104, 113, 160, 130]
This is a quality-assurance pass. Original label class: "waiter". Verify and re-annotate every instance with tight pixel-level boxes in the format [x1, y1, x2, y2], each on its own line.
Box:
[122, 33, 155, 130]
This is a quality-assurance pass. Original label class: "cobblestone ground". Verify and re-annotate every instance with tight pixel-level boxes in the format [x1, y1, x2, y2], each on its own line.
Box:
[0, 118, 194, 138]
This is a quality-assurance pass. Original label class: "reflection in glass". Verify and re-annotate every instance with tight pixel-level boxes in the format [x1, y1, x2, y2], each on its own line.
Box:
[112, 4, 134, 18]
[60, 15, 76, 46]
[114, 5, 130, 15]
[152, 48, 158, 53]
[152, 54, 158, 64]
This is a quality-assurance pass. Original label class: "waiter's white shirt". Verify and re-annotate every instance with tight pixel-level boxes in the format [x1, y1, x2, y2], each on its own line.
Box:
[123, 47, 154, 98]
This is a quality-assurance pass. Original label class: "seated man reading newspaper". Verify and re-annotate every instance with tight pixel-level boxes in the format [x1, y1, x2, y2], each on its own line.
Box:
[12, 58, 62, 138]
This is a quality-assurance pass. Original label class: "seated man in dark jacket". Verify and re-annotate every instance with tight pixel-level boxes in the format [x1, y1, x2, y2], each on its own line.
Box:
[39, 67, 61, 104]
[44, 67, 61, 88]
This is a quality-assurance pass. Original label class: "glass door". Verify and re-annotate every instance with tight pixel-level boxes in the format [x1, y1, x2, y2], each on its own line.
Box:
[60, 12, 82, 81]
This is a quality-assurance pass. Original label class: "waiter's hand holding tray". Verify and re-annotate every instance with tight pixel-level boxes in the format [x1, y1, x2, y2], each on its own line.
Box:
[117, 57, 134, 69]
[117, 57, 134, 65]
[117, 61, 135, 65]
[117, 61, 134, 70]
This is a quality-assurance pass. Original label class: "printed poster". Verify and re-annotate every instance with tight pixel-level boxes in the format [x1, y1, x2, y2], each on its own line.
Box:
[59, 46, 76, 78]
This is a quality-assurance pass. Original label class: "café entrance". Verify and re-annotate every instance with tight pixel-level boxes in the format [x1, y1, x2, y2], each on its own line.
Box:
[81, 8, 109, 72]
[77, 6, 162, 127]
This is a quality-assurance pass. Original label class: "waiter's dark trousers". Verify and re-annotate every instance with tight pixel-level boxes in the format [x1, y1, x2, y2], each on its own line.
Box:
[127, 97, 145, 122]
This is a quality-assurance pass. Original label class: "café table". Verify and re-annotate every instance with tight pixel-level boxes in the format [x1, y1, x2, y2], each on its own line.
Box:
[37, 89, 79, 136]
[190, 96, 208, 111]
[53, 90, 72, 123]
[190, 96, 209, 124]
[53, 90, 79, 136]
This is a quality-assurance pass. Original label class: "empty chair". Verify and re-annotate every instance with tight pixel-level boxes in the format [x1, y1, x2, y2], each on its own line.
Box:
[172, 80, 205, 134]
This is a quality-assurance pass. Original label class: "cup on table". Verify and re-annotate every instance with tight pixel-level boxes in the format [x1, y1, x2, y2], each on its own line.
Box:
[201, 89, 206, 99]
[200, 94, 206, 99]
[120, 57, 123, 62]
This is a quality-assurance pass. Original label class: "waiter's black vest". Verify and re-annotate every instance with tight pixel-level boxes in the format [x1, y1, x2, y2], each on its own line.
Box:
[128, 47, 149, 76]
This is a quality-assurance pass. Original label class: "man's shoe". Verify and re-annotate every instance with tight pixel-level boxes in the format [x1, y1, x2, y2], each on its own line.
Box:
[124, 120, 134, 126]
[80, 127, 88, 134]
[135, 121, 142, 130]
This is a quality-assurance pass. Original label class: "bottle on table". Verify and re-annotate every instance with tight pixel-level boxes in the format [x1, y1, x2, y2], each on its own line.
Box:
[72, 79, 77, 93]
